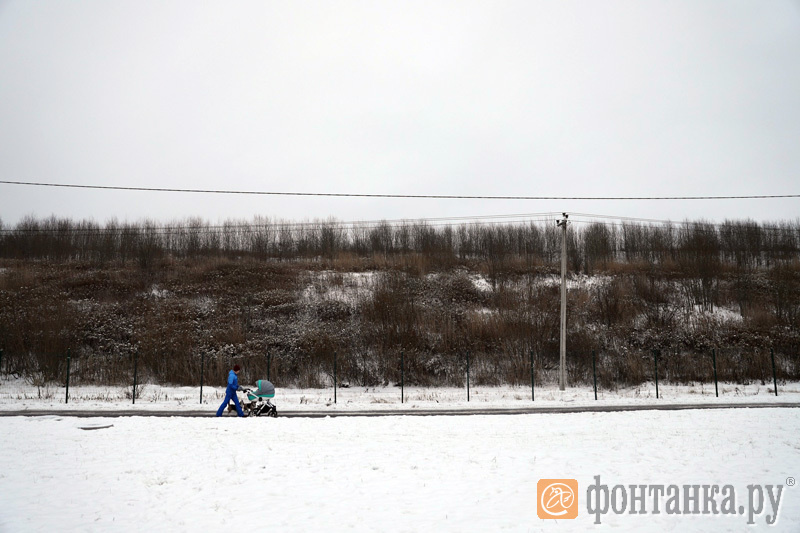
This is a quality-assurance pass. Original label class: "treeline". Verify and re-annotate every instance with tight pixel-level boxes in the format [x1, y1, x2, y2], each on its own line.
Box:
[1, 215, 799, 270]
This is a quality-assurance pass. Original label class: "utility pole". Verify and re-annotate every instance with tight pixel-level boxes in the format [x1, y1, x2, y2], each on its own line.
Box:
[557, 213, 569, 391]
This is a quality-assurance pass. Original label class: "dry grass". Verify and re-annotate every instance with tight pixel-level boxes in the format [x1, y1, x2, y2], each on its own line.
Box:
[0, 252, 798, 388]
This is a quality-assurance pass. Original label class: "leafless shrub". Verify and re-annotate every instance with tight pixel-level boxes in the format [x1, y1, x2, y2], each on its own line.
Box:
[1, 216, 798, 388]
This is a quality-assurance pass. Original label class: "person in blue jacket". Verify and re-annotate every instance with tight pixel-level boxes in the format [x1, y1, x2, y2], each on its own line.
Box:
[216, 364, 245, 417]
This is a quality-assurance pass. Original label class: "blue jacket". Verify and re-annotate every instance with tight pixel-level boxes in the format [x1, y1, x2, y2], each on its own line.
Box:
[226, 370, 240, 394]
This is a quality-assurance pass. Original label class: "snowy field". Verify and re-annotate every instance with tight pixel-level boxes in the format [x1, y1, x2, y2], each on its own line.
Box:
[2, 377, 800, 531]
[1, 408, 799, 532]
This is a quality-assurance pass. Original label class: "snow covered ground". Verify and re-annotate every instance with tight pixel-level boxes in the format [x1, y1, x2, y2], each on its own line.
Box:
[1, 408, 799, 532]
[1, 376, 800, 531]
[1, 374, 798, 412]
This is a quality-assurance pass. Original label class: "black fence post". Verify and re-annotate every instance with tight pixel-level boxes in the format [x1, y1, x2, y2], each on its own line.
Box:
[200, 352, 205, 404]
[466, 351, 470, 402]
[592, 349, 597, 400]
[653, 349, 660, 399]
[65, 349, 71, 405]
[771, 348, 778, 397]
[334, 350, 337, 404]
[132, 350, 139, 405]
[401, 350, 405, 404]
[712, 348, 718, 398]
[530, 350, 535, 402]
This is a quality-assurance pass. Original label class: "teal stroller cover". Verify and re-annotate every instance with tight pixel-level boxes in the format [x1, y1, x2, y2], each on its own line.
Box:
[247, 380, 275, 400]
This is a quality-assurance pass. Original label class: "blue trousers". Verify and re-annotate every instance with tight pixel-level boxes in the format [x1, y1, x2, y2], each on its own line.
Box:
[216, 389, 245, 417]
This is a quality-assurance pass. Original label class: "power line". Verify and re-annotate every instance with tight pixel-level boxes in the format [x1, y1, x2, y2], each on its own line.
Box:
[0, 218, 562, 237]
[3, 216, 798, 239]
[0, 212, 563, 235]
[3, 210, 799, 236]
[569, 213, 800, 234]
[2, 180, 799, 201]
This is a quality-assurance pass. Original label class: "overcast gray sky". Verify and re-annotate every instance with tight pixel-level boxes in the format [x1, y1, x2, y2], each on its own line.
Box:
[1, 0, 799, 227]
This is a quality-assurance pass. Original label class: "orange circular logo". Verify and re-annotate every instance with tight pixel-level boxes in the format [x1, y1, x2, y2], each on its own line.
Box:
[537, 479, 579, 519]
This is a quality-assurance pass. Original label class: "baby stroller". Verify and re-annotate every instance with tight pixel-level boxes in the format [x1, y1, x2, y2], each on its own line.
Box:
[229, 380, 278, 417]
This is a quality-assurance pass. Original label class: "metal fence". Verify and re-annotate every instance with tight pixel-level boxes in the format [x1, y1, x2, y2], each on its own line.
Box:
[0, 346, 794, 406]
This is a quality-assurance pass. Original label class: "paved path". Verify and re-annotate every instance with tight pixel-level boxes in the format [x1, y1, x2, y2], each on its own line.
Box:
[1, 402, 798, 418]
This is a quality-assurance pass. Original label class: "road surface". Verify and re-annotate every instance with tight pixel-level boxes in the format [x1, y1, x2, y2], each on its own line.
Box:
[1, 402, 798, 418]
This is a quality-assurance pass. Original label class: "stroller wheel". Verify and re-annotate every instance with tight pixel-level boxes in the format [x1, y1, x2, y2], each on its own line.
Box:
[270, 407, 278, 418]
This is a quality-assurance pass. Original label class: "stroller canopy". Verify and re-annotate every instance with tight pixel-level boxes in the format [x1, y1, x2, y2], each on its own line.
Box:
[253, 380, 275, 398]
